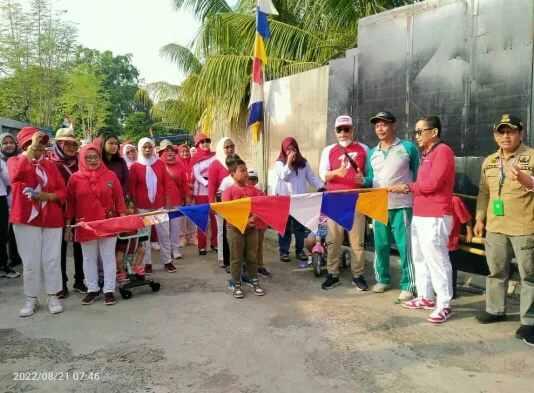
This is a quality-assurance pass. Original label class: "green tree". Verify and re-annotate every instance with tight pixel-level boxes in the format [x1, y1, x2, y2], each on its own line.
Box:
[61, 65, 109, 139]
[123, 111, 153, 143]
[143, 0, 420, 133]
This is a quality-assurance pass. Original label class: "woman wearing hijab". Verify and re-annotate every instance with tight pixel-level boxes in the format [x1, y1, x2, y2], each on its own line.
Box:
[177, 144, 197, 246]
[191, 133, 217, 255]
[122, 143, 138, 169]
[50, 128, 86, 298]
[99, 132, 129, 196]
[275, 137, 325, 263]
[65, 145, 127, 306]
[208, 137, 235, 267]
[0, 133, 21, 277]
[128, 137, 176, 274]
[8, 127, 67, 317]
[158, 140, 192, 259]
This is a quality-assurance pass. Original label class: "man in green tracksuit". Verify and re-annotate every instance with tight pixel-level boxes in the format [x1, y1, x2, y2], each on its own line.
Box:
[355, 111, 419, 302]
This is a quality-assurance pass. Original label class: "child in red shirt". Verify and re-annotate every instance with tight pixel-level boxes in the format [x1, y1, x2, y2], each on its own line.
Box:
[448, 195, 474, 298]
[221, 159, 265, 298]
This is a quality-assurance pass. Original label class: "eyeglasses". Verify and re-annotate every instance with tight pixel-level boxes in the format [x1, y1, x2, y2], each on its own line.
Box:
[413, 128, 434, 137]
[199, 139, 211, 144]
[494, 129, 519, 136]
[85, 155, 100, 162]
[63, 142, 78, 149]
[336, 127, 352, 133]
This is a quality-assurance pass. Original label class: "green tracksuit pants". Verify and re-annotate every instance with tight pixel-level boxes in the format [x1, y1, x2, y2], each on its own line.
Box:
[373, 208, 415, 293]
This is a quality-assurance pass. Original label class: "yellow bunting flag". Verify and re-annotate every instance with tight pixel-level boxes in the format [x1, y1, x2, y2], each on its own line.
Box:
[356, 189, 389, 225]
[211, 198, 252, 233]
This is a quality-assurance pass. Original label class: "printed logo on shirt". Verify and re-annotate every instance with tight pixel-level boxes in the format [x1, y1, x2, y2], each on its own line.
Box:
[106, 181, 113, 188]
[337, 152, 358, 169]
[395, 149, 406, 158]
[519, 155, 531, 165]
[490, 156, 499, 164]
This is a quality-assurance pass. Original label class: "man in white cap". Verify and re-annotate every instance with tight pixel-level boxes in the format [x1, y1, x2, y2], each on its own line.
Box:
[319, 115, 369, 290]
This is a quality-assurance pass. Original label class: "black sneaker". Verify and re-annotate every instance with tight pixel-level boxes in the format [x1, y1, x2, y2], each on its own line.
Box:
[516, 324, 534, 339]
[199, 249, 207, 256]
[225, 266, 231, 274]
[233, 284, 244, 299]
[352, 276, 369, 291]
[73, 281, 88, 294]
[0, 266, 20, 278]
[524, 335, 534, 348]
[257, 267, 272, 278]
[475, 311, 507, 324]
[252, 279, 265, 296]
[211, 246, 218, 253]
[321, 274, 340, 290]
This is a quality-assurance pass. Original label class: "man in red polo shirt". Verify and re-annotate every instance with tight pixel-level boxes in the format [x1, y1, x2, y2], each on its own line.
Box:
[391, 115, 455, 323]
[319, 115, 369, 290]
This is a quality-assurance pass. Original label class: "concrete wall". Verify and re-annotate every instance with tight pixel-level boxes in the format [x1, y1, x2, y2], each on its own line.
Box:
[263, 66, 330, 195]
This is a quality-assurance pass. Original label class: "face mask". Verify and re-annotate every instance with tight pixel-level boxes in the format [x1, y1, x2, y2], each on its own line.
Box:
[338, 140, 352, 148]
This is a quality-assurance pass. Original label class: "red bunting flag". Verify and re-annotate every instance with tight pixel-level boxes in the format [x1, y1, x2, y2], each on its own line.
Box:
[250, 195, 290, 235]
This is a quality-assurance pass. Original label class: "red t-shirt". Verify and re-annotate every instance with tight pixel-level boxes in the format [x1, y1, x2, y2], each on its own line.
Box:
[448, 196, 472, 251]
[221, 184, 262, 228]
[324, 143, 367, 191]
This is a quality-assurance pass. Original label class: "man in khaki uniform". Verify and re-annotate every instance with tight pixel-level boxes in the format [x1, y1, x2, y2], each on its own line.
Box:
[474, 114, 534, 340]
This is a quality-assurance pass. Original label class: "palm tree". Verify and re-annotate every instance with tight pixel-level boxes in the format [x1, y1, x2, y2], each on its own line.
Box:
[139, 0, 419, 134]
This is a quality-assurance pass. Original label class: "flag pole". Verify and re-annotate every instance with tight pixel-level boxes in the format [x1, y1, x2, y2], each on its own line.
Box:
[67, 208, 179, 229]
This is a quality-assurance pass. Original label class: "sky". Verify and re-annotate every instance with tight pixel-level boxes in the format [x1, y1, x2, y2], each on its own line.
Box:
[57, 0, 201, 86]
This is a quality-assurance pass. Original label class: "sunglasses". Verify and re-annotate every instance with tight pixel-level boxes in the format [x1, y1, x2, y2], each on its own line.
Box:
[413, 128, 434, 137]
[494, 129, 520, 136]
[336, 127, 352, 133]
[199, 139, 211, 144]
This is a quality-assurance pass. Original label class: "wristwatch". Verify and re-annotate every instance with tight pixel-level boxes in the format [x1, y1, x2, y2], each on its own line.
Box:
[403, 184, 410, 194]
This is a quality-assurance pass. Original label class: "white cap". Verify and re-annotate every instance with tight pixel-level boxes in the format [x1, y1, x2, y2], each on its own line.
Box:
[248, 168, 259, 178]
[334, 115, 353, 128]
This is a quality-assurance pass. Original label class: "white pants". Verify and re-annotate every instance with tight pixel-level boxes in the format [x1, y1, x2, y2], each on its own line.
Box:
[81, 237, 117, 294]
[169, 206, 182, 250]
[139, 208, 171, 265]
[216, 214, 224, 261]
[411, 215, 453, 308]
[13, 224, 62, 297]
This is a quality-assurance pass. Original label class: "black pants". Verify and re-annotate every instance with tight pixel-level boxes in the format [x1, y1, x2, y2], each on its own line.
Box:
[0, 196, 8, 268]
[223, 219, 230, 267]
[61, 226, 84, 287]
[7, 223, 21, 266]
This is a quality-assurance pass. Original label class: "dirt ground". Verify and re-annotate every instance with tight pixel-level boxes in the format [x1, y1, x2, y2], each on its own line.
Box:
[1, 238, 533, 393]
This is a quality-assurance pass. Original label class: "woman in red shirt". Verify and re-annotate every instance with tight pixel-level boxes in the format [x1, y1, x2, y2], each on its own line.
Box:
[208, 137, 235, 266]
[65, 145, 127, 306]
[158, 139, 192, 259]
[128, 137, 176, 274]
[8, 127, 67, 317]
[177, 144, 197, 246]
[191, 133, 217, 255]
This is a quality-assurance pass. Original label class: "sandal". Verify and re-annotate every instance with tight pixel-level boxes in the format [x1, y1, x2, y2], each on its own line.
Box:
[297, 252, 308, 261]
[280, 254, 291, 263]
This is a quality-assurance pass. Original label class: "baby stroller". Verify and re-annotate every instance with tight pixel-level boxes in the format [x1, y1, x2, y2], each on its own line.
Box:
[117, 228, 161, 299]
[310, 216, 351, 277]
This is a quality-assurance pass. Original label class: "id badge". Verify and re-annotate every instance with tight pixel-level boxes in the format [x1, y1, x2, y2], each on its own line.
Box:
[493, 199, 504, 216]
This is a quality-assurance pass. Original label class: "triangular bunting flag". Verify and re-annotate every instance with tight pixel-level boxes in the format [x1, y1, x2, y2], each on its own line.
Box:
[321, 192, 359, 231]
[251, 195, 290, 235]
[356, 189, 389, 225]
[211, 198, 252, 233]
[170, 204, 211, 234]
[289, 193, 323, 233]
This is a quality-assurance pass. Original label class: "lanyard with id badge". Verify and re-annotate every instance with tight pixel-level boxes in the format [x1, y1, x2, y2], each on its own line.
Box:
[493, 157, 515, 216]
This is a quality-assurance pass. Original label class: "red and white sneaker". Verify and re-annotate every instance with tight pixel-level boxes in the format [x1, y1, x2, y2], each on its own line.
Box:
[402, 297, 436, 310]
[427, 307, 452, 324]
[164, 262, 177, 273]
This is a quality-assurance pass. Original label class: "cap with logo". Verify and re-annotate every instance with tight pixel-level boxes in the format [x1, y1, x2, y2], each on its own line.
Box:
[493, 114, 524, 132]
[247, 168, 259, 178]
[334, 115, 353, 128]
[369, 111, 396, 124]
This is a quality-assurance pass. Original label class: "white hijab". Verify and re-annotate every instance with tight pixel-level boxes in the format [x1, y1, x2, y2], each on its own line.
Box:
[137, 137, 157, 204]
[122, 144, 137, 169]
[215, 137, 232, 169]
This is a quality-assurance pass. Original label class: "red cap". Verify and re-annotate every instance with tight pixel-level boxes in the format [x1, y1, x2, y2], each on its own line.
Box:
[194, 133, 210, 147]
[17, 127, 49, 148]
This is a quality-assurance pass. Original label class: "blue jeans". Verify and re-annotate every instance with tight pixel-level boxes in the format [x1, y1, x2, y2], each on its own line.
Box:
[278, 217, 305, 255]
